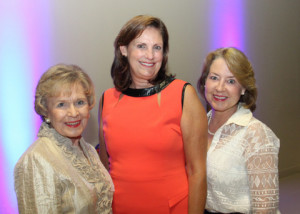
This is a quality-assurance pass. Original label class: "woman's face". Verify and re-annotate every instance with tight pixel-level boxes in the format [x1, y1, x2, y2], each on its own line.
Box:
[120, 27, 163, 88]
[205, 57, 245, 115]
[46, 84, 90, 145]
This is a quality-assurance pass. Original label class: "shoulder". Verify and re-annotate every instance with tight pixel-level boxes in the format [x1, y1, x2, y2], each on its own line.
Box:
[249, 117, 279, 140]
[102, 87, 122, 102]
[100, 87, 121, 111]
[179, 81, 199, 102]
[165, 78, 191, 96]
[14, 137, 58, 173]
[16, 138, 49, 161]
[171, 78, 189, 87]
[104, 87, 116, 93]
[245, 117, 280, 150]
[180, 81, 206, 119]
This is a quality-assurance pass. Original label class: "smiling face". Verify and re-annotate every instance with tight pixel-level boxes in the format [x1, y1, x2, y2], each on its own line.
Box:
[46, 84, 90, 146]
[120, 27, 163, 88]
[205, 57, 245, 116]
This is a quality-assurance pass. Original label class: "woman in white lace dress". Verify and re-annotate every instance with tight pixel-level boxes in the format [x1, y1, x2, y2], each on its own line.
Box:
[14, 64, 114, 214]
[197, 47, 280, 214]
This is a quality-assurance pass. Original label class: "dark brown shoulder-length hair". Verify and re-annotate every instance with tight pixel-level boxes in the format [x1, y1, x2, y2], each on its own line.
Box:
[197, 47, 257, 112]
[111, 15, 173, 91]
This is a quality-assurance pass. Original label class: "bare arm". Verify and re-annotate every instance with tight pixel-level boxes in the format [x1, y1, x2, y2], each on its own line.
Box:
[181, 85, 208, 214]
[98, 94, 110, 171]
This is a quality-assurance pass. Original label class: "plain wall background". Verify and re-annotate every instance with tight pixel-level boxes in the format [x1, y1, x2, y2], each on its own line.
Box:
[43, 0, 299, 177]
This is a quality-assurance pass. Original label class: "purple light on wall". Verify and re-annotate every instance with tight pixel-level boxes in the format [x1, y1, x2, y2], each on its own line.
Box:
[0, 1, 51, 213]
[209, 0, 245, 50]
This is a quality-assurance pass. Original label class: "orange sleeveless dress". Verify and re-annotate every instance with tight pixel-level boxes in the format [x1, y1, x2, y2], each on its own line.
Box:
[102, 79, 188, 214]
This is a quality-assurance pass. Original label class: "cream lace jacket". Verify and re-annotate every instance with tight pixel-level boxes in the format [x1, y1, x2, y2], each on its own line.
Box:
[206, 105, 280, 214]
[14, 122, 114, 214]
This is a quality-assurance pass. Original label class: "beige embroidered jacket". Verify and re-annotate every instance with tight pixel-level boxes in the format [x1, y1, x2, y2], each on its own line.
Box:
[14, 123, 114, 214]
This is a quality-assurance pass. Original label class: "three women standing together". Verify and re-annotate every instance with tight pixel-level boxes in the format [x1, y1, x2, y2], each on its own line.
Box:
[14, 15, 279, 214]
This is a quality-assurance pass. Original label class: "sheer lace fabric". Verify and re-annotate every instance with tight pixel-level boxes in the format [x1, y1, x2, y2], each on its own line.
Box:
[206, 105, 280, 214]
[14, 122, 114, 214]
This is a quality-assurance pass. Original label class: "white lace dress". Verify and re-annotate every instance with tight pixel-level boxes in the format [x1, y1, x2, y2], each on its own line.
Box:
[14, 122, 114, 214]
[206, 105, 280, 214]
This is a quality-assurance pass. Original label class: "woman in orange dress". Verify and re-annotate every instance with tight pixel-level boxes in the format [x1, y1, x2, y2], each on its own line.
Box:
[98, 15, 207, 214]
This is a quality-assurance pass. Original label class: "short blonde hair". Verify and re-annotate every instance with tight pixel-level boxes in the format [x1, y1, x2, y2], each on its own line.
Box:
[197, 47, 257, 112]
[35, 64, 95, 120]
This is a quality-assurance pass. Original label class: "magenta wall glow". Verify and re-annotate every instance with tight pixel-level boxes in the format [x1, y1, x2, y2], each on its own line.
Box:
[209, 0, 245, 50]
[0, 1, 50, 213]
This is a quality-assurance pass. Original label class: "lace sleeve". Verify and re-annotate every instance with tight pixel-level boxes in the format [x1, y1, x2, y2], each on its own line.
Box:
[245, 122, 280, 213]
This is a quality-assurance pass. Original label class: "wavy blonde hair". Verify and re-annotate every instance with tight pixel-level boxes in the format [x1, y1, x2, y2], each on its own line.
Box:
[197, 47, 257, 112]
[35, 64, 95, 120]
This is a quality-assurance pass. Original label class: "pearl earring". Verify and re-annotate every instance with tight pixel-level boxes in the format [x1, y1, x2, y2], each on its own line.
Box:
[45, 118, 50, 123]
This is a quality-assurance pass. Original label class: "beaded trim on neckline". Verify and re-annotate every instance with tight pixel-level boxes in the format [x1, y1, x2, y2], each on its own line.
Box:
[123, 76, 175, 97]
